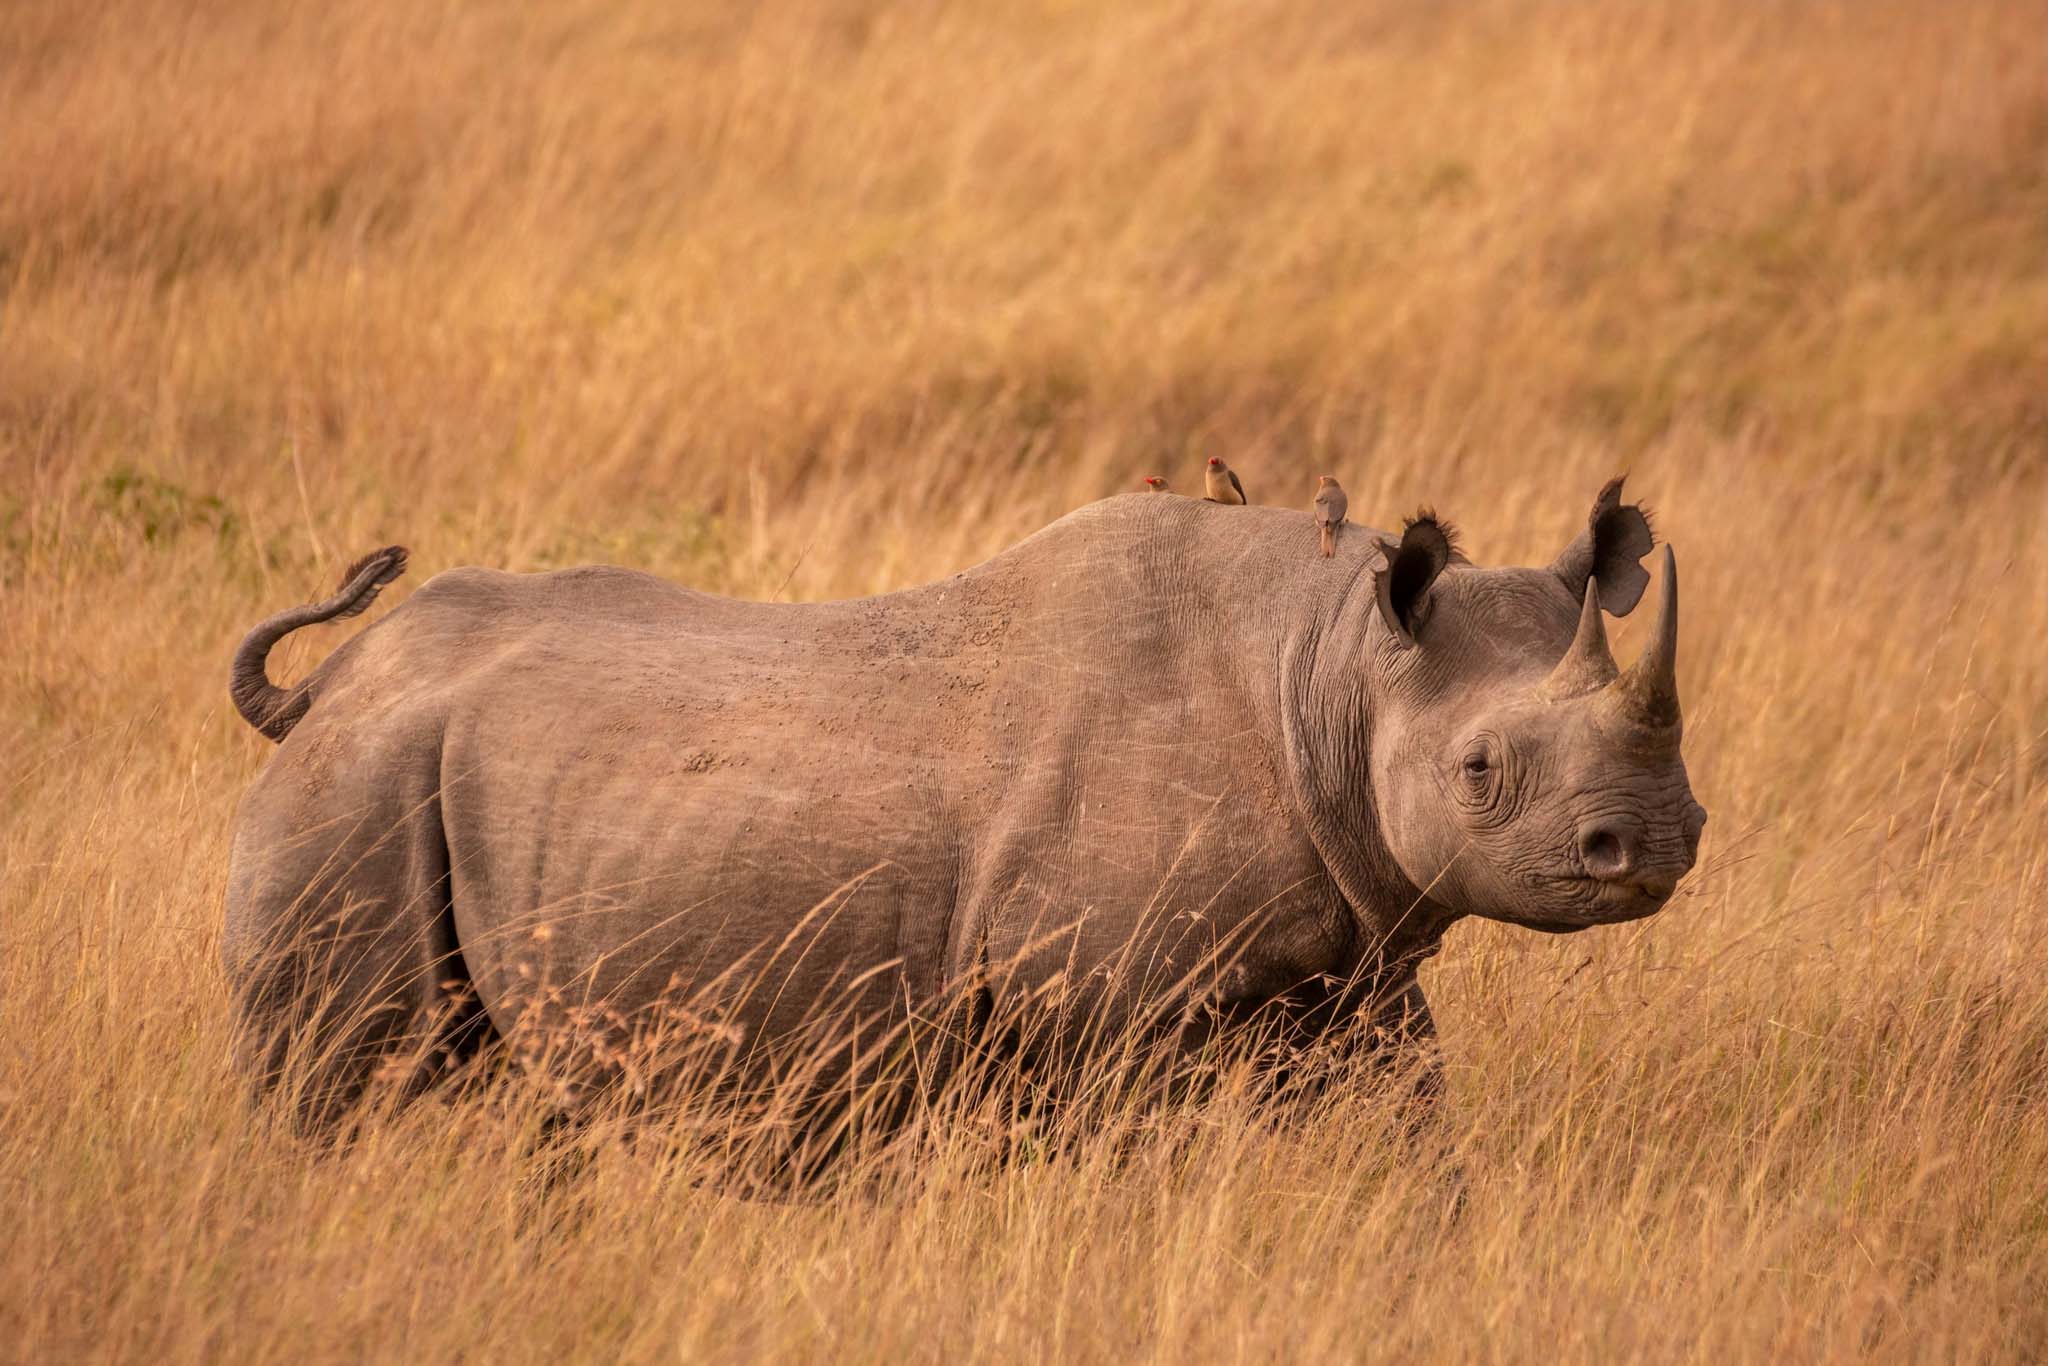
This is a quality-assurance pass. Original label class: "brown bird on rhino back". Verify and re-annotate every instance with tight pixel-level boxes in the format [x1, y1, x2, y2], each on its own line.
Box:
[1314, 475, 1348, 557]
[1142, 475, 1171, 492]
[1203, 457, 1247, 505]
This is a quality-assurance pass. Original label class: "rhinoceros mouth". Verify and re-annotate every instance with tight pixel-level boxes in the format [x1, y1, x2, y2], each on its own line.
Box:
[1523, 876, 1672, 930]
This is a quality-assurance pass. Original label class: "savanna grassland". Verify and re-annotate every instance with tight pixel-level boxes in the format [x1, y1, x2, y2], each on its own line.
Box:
[4, 0, 2048, 1359]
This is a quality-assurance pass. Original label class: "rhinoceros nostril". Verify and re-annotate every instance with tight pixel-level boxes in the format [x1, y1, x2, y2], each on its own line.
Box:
[1578, 826, 1630, 880]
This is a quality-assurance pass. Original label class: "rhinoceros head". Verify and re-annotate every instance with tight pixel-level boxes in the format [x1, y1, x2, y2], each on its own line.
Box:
[1364, 479, 1706, 932]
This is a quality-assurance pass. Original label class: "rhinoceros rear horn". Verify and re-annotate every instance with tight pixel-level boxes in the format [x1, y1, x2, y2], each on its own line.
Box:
[1607, 545, 1681, 729]
[1542, 577, 1619, 699]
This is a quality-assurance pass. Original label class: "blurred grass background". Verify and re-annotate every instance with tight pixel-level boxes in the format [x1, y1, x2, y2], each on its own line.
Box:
[3, 0, 2046, 1359]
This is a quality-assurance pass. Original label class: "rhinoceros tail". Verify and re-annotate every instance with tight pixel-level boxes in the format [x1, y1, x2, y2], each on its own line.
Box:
[230, 546, 409, 742]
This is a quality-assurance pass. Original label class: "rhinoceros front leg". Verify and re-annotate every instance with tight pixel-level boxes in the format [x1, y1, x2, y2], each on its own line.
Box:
[1357, 975, 1470, 1222]
[1371, 976, 1444, 1111]
[1243, 970, 1445, 1120]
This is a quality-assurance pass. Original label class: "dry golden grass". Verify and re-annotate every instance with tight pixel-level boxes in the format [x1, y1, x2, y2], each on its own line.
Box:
[4, 0, 2048, 1358]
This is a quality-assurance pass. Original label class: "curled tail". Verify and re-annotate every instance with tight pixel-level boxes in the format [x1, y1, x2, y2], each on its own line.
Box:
[230, 546, 409, 741]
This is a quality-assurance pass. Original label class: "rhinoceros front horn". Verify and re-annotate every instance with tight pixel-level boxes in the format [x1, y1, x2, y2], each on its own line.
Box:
[1607, 544, 1680, 729]
[1542, 576, 1619, 699]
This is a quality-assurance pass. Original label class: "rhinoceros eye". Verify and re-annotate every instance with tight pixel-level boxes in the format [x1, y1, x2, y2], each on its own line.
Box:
[1456, 737, 1510, 819]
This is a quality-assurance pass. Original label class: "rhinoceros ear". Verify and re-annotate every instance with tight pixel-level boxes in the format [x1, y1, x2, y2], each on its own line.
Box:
[1553, 476, 1654, 615]
[1375, 512, 1458, 648]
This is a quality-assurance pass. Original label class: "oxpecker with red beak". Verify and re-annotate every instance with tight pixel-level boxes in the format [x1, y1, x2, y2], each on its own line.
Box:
[1203, 457, 1247, 505]
[1313, 475, 1347, 557]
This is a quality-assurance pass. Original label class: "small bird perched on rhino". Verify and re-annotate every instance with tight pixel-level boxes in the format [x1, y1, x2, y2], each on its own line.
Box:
[1203, 456, 1247, 505]
[1142, 475, 1172, 492]
[1313, 475, 1348, 557]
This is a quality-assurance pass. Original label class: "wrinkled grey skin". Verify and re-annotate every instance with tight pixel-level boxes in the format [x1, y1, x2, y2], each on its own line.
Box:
[223, 481, 1702, 1131]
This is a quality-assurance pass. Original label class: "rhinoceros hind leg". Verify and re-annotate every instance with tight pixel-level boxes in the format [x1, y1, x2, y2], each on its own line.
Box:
[224, 776, 494, 1135]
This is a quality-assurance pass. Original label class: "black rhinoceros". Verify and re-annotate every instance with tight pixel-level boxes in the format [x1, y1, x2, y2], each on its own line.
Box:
[223, 479, 1703, 1132]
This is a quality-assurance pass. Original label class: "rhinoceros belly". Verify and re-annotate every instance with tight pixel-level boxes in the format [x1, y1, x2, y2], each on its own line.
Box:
[432, 619, 963, 1072]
